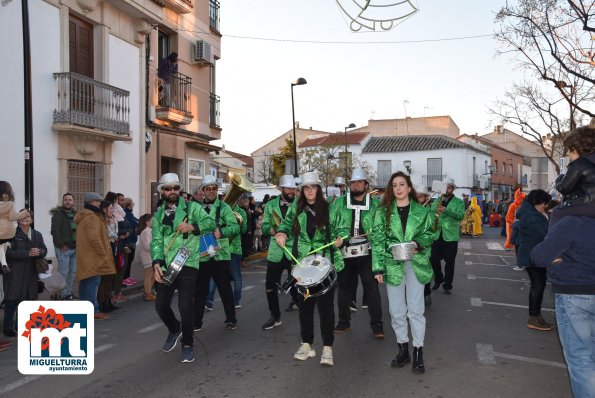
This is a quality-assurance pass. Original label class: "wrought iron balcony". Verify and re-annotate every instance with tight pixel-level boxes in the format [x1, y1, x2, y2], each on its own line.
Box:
[210, 0, 220, 32]
[155, 72, 193, 124]
[209, 93, 220, 128]
[53, 72, 130, 138]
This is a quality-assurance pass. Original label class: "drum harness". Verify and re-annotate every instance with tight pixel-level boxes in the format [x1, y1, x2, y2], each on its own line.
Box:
[346, 192, 370, 242]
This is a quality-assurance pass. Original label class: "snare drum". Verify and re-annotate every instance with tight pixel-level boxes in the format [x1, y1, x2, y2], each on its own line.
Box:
[291, 254, 337, 298]
[163, 246, 190, 285]
[199, 233, 220, 257]
[341, 240, 371, 258]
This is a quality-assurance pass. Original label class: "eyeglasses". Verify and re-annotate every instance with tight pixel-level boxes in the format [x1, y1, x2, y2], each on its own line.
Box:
[303, 185, 317, 191]
[162, 186, 181, 192]
[203, 186, 218, 192]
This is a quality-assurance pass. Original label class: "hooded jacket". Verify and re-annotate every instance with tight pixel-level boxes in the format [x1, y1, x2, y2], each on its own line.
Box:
[556, 152, 595, 207]
[505, 189, 525, 225]
[75, 206, 116, 280]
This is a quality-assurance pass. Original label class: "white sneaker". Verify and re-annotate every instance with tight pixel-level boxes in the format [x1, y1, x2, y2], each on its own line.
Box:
[320, 346, 333, 366]
[294, 343, 316, 361]
[512, 266, 524, 271]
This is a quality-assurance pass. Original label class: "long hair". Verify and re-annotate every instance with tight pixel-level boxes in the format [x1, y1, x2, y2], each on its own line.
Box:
[380, 171, 418, 231]
[137, 213, 152, 235]
[0, 181, 15, 202]
[292, 185, 329, 236]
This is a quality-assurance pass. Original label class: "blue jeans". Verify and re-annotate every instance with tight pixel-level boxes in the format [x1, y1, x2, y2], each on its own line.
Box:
[555, 294, 595, 398]
[55, 248, 76, 296]
[206, 254, 243, 306]
[78, 276, 101, 313]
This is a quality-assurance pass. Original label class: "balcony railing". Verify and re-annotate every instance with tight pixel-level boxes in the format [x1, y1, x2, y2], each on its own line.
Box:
[53, 72, 130, 136]
[210, 0, 220, 32]
[156, 72, 192, 114]
[209, 93, 220, 128]
[422, 174, 446, 190]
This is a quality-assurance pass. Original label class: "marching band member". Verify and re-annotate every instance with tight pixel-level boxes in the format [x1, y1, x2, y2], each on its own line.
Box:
[261, 175, 300, 330]
[332, 168, 384, 338]
[193, 175, 240, 331]
[414, 184, 435, 308]
[275, 171, 347, 366]
[429, 177, 465, 294]
[151, 173, 215, 363]
[372, 171, 434, 374]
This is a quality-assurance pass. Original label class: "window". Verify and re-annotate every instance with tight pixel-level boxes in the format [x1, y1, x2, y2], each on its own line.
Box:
[485, 160, 488, 175]
[494, 160, 498, 175]
[510, 163, 513, 177]
[377, 160, 392, 188]
[502, 162, 506, 176]
[188, 158, 205, 194]
[69, 15, 93, 78]
[209, 0, 220, 32]
[67, 160, 104, 208]
[157, 30, 171, 63]
[472, 157, 476, 180]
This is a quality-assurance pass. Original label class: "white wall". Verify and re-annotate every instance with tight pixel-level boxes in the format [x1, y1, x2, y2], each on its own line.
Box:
[0, 1, 60, 253]
[108, 35, 141, 215]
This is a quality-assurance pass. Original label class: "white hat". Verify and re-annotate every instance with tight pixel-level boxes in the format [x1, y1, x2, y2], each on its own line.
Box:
[158, 173, 183, 191]
[299, 171, 323, 189]
[335, 176, 346, 186]
[443, 177, 456, 188]
[294, 176, 302, 187]
[200, 175, 218, 190]
[279, 175, 296, 189]
[351, 168, 367, 182]
[414, 184, 428, 195]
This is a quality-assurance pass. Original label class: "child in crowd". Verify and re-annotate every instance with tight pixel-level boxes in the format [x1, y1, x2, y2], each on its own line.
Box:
[0, 181, 28, 273]
[550, 126, 595, 226]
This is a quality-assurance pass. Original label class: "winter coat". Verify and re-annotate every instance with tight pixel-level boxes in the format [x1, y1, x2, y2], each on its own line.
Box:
[229, 205, 247, 256]
[556, 152, 595, 207]
[198, 199, 240, 262]
[138, 228, 152, 268]
[531, 215, 595, 294]
[124, 208, 139, 245]
[516, 202, 549, 267]
[276, 201, 348, 272]
[330, 193, 380, 241]
[50, 206, 76, 249]
[151, 198, 216, 270]
[3, 227, 46, 301]
[262, 196, 296, 263]
[75, 207, 116, 281]
[430, 195, 465, 242]
[372, 200, 434, 286]
[506, 189, 525, 225]
[0, 201, 27, 240]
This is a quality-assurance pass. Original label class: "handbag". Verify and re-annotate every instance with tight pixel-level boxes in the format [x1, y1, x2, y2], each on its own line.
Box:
[35, 258, 49, 273]
[40, 272, 66, 294]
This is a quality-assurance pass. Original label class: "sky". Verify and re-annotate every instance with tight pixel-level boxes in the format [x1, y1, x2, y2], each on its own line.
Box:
[215, 0, 519, 155]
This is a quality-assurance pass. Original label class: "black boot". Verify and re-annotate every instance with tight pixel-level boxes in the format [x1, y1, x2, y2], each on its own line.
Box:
[99, 301, 112, 313]
[391, 343, 410, 368]
[412, 346, 425, 374]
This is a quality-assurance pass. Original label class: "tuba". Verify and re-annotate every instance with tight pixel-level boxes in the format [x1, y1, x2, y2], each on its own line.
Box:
[223, 173, 255, 225]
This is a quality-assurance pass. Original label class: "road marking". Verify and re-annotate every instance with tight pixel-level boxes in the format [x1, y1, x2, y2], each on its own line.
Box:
[467, 274, 528, 283]
[260, 279, 266, 283]
[459, 241, 472, 249]
[476, 343, 566, 368]
[470, 297, 554, 312]
[138, 322, 163, 334]
[95, 343, 115, 354]
[464, 252, 514, 257]
[0, 376, 43, 395]
[464, 261, 510, 268]
[498, 256, 511, 265]
[242, 285, 254, 291]
[486, 242, 504, 251]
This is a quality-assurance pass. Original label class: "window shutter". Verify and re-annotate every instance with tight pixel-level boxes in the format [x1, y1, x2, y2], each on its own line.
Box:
[69, 15, 93, 78]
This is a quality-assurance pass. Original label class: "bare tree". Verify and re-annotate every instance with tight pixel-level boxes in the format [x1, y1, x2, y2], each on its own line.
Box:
[255, 150, 273, 184]
[299, 144, 342, 192]
[496, 0, 595, 118]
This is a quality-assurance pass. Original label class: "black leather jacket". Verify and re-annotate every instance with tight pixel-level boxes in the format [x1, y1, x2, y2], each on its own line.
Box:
[556, 153, 595, 207]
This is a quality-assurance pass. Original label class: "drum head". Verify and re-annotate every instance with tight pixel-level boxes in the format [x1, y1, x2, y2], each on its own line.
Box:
[293, 255, 332, 287]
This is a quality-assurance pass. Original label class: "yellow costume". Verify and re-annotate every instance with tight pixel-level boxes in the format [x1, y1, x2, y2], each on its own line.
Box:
[470, 197, 483, 236]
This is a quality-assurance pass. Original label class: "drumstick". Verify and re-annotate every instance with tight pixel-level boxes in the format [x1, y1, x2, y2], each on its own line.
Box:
[306, 235, 349, 256]
[165, 217, 188, 254]
[281, 245, 303, 268]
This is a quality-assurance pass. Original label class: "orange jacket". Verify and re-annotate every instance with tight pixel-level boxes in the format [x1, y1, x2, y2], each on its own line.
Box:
[505, 189, 525, 224]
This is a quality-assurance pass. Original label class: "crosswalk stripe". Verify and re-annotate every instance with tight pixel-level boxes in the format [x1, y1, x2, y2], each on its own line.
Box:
[486, 242, 504, 251]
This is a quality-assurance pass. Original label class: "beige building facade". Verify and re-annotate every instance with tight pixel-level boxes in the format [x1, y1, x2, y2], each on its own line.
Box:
[352, 116, 460, 138]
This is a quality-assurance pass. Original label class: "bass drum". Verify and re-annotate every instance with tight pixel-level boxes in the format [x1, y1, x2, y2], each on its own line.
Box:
[291, 254, 337, 298]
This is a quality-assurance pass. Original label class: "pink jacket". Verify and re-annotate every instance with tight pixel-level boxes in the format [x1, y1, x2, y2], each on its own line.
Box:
[0, 201, 27, 240]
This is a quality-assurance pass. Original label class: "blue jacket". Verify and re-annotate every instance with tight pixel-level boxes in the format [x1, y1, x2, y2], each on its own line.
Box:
[516, 202, 548, 267]
[531, 216, 595, 294]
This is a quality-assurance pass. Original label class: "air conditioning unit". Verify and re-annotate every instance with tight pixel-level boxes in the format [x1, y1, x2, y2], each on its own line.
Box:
[192, 40, 214, 66]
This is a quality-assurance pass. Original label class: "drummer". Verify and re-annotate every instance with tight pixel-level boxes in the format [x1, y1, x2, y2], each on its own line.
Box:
[275, 171, 347, 366]
[151, 173, 215, 363]
[261, 174, 300, 330]
[331, 168, 384, 338]
[372, 171, 434, 374]
[193, 175, 240, 331]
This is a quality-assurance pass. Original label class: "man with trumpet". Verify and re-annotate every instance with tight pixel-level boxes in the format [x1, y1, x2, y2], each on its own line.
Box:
[151, 173, 216, 363]
[429, 177, 465, 295]
[193, 175, 240, 332]
[261, 174, 300, 330]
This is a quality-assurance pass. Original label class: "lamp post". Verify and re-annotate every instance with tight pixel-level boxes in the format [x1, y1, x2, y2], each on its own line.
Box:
[343, 123, 356, 178]
[291, 77, 307, 177]
[488, 165, 496, 201]
[326, 153, 335, 196]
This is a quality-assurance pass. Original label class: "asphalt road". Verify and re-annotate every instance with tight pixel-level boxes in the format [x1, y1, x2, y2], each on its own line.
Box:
[0, 227, 571, 397]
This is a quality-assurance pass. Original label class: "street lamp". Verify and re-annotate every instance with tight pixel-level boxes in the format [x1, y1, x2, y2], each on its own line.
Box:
[344, 123, 356, 178]
[291, 77, 307, 177]
[488, 164, 496, 201]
